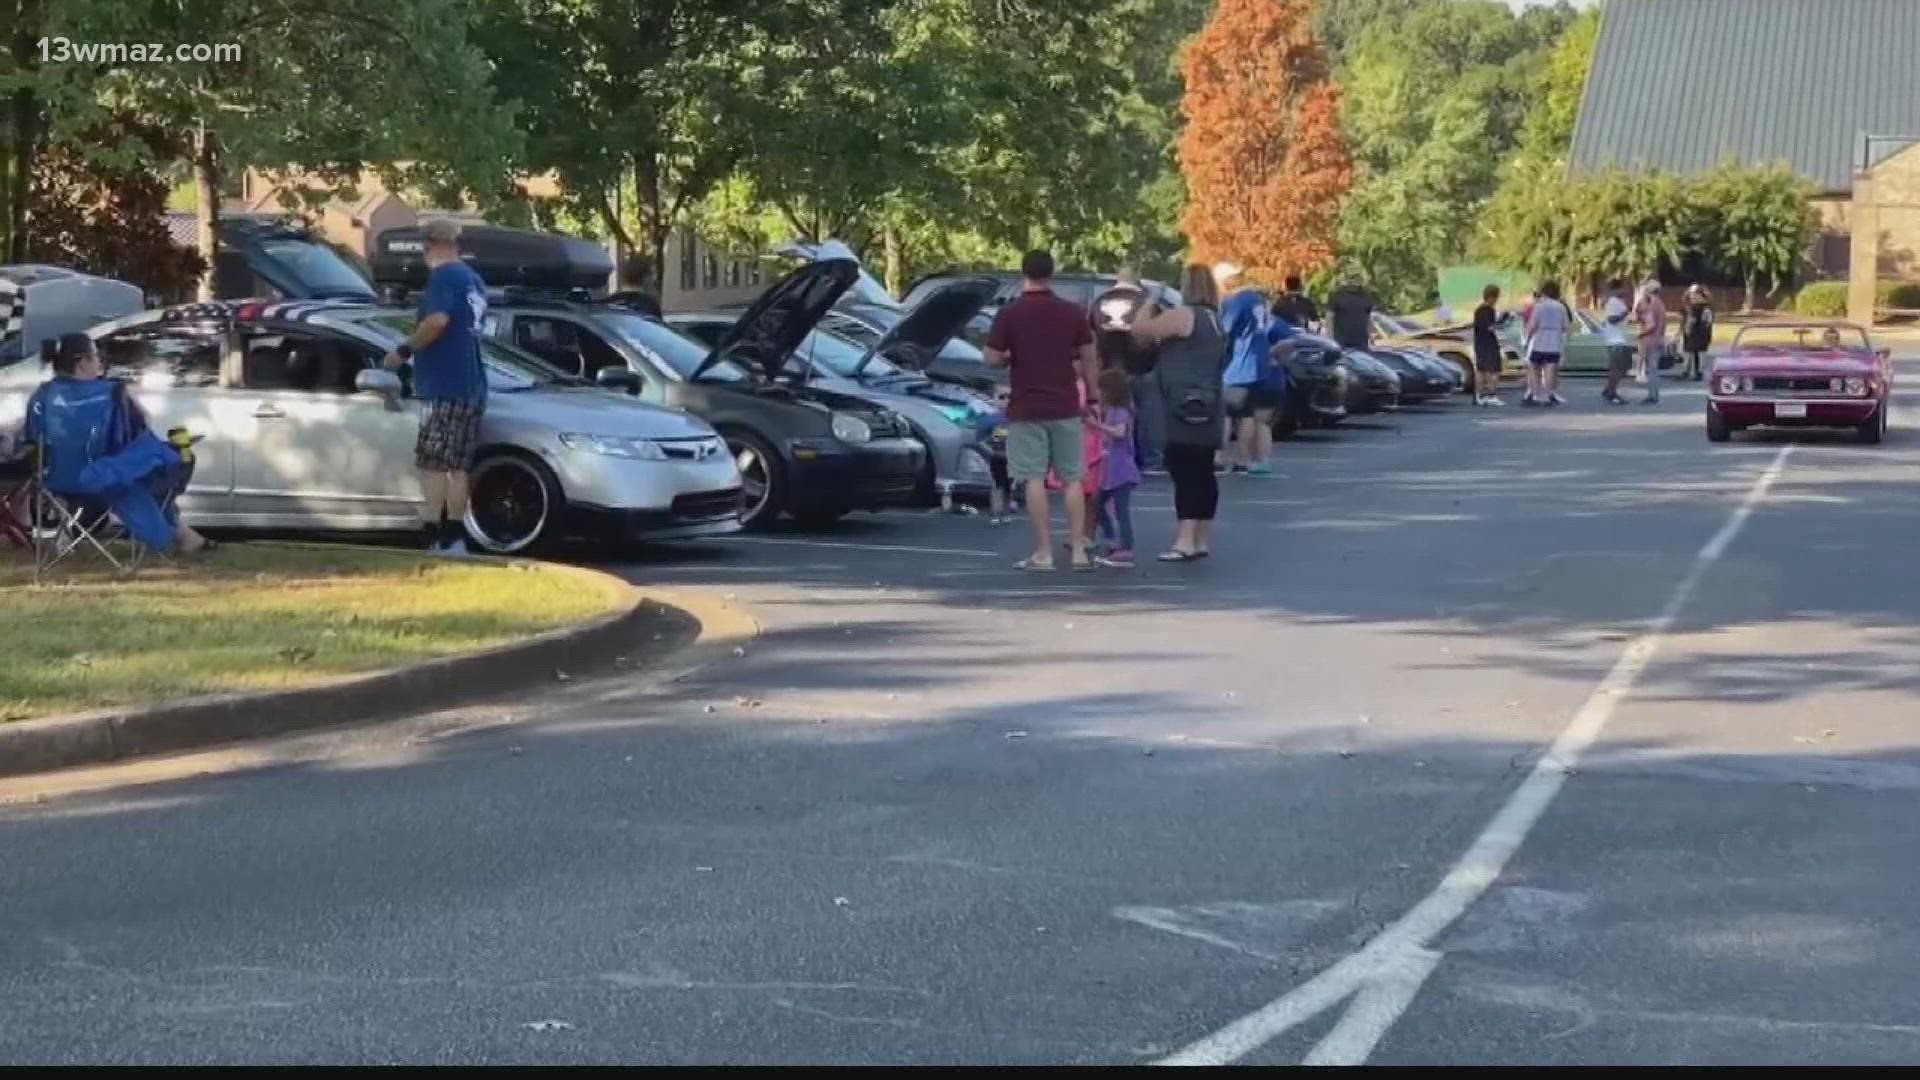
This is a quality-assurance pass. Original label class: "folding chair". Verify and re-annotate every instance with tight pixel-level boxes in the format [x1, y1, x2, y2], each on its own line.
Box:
[24, 377, 163, 581]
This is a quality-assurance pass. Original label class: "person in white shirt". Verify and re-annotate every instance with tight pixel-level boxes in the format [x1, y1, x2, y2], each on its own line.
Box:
[1599, 278, 1634, 405]
[1522, 280, 1571, 407]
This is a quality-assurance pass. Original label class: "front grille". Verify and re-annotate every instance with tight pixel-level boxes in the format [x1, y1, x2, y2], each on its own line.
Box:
[656, 437, 724, 461]
[671, 488, 743, 520]
[850, 475, 918, 504]
[1753, 376, 1839, 393]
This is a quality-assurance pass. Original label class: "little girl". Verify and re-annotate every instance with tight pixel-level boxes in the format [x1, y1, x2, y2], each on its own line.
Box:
[1090, 368, 1140, 568]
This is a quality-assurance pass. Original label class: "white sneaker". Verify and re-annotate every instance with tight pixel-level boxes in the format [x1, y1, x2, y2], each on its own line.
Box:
[1485, 396, 1506, 407]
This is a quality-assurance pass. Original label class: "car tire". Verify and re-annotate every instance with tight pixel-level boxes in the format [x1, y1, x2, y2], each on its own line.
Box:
[1705, 407, 1731, 443]
[1858, 401, 1888, 445]
[724, 429, 785, 530]
[465, 451, 561, 554]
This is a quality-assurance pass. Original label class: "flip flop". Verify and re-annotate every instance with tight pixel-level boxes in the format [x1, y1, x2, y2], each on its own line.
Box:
[1072, 558, 1097, 573]
[1015, 556, 1055, 572]
[1156, 549, 1201, 563]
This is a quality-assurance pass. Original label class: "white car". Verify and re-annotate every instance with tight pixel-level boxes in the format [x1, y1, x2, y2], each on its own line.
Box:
[0, 300, 743, 553]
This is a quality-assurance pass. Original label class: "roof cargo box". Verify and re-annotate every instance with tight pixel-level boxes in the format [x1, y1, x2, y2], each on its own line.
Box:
[370, 224, 613, 294]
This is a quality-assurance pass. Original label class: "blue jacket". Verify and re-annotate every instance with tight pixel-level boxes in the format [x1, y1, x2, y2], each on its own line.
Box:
[25, 376, 184, 551]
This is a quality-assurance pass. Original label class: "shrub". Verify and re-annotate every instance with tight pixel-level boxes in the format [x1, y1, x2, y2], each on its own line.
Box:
[1882, 280, 1920, 311]
[1790, 281, 1848, 316]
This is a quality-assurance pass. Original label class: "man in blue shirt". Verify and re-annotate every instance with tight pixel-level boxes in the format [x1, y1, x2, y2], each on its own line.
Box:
[382, 217, 487, 554]
[1218, 265, 1296, 477]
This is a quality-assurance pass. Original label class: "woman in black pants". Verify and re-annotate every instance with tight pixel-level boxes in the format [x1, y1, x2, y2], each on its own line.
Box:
[1131, 263, 1227, 561]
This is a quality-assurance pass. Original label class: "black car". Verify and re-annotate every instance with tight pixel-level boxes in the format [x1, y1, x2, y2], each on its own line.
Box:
[212, 217, 380, 303]
[1272, 334, 1350, 437]
[1361, 346, 1453, 405]
[1337, 349, 1402, 419]
[419, 231, 925, 530]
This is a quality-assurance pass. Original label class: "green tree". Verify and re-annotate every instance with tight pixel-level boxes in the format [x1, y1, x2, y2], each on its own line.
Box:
[1475, 7, 1599, 269]
[1333, 0, 1575, 307]
[52, 0, 518, 296]
[478, 0, 897, 290]
[1695, 162, 1818, 309]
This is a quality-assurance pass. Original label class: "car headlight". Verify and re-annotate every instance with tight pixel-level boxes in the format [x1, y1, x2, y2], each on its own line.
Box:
[1846, 376, 1867, 396]
[558, 432, 669, 460]
[1716, 375, 1740, 395]
[830, 412, 873, 444]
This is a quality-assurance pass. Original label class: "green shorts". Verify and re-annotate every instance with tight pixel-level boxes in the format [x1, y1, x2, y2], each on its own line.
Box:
[1006, 418, 1084, 484]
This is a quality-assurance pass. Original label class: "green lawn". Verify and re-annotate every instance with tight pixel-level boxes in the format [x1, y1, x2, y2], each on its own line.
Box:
[1, 544, 628, 721]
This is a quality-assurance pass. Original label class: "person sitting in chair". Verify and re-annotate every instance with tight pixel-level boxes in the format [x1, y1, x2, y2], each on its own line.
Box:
[21, 333, 209, 555]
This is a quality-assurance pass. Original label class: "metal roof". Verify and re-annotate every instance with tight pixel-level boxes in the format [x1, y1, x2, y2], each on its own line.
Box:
[1569, 0, 1920, 194]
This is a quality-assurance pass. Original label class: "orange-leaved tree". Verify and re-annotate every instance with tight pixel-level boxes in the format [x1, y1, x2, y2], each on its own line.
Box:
[1177, 0, 1352, 283]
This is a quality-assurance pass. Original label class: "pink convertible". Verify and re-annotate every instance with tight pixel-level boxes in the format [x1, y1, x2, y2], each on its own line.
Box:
[1707, 321, 1894, 444]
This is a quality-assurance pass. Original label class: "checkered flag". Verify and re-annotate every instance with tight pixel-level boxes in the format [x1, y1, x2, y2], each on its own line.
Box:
[0, 280, 24, 352]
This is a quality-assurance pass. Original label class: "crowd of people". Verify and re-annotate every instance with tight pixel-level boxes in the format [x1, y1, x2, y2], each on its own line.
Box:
[980, 252, 1722, 573]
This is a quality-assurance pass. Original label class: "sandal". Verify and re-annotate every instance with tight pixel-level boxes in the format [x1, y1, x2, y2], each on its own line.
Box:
[1156, 549, 1201, 563]
[1015, 556, 1055, 572]
[1071, 557, 1097, 573]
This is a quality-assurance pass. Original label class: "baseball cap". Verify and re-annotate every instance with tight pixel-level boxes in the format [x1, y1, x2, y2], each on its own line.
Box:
[423, 218, 464, 244]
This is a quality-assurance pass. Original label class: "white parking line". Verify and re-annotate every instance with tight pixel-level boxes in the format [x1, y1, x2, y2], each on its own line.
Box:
[719, 536, 1000, 559]
[1156, 443, 1795, 1067]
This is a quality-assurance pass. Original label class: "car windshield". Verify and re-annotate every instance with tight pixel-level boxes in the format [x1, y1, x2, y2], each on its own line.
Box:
[260, 239, 376, 299]
[799, 329, 905, 379]
[367, 313, 585, 391]
[1733, 324, 1872, 354]
[598, 311, 749, 383]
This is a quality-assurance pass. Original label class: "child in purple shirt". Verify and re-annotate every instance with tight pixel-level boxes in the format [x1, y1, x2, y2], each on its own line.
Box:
[1091, 368, 1140, 567]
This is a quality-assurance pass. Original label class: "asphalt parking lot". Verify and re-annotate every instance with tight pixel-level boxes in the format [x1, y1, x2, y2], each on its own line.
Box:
[5, 367, 1920, 1064]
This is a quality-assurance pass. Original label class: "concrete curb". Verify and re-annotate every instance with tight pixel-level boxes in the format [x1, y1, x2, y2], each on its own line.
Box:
[0, 558, 674, 780]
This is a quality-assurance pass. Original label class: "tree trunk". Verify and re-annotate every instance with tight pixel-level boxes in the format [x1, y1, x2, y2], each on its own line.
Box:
[883, 223, 901, 299]
[194, 125, 221, 301]
[630, 159, 667, 294]
[1743, 274, 1757, 313]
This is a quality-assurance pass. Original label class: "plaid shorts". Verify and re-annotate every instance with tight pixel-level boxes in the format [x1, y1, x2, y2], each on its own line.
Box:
[416, 399, 484, 472]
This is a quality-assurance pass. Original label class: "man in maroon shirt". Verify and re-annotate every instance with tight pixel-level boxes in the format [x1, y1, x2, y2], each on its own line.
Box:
[985, 250, 1099, 571]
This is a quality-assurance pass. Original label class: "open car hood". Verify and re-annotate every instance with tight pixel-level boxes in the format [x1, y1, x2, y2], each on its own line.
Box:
[851, 277, 996, 377]
[695, 259, 859, 381]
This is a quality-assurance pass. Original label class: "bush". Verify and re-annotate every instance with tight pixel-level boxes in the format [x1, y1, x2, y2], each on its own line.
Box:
[1794, 280, 1920, 315]
[1790, 281, 1848, 316]
[1883, 280, 1920, 311]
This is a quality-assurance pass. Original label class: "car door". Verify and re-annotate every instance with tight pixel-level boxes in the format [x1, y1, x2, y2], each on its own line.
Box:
[95, 319, 241, 523]
[227, 323, 420, 529]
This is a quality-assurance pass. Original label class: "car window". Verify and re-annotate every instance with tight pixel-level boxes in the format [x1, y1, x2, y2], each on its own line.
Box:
[256, 239, 375, 300]
[596, 310, 749, 383]
[367, 312, 586, 391]
[236, 328, 370, 394]
[511, 315, 624, 380]
[98, 324, 224, 389]
[796, 329, 903, 378]
[670, 320, 729, 349]
[1052, 280, 1099, 308]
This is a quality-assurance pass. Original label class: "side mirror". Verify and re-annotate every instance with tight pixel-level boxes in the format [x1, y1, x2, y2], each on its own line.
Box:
[595, 367, 642, 395]
[356, 368, 403, 398]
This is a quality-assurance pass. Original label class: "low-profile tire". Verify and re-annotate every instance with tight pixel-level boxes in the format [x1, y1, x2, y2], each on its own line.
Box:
[723, 429, 785, 530]
[1705, 407, 1731, 443]
[465, 452, 561, 554]
[1858, 401, 1888, 445]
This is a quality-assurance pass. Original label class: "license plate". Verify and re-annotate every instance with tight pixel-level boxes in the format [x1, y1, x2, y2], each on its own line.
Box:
[1774, 402, 1808, 419]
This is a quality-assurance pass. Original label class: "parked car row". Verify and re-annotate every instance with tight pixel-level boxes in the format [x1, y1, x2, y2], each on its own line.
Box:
[2, 228, 1545, 562]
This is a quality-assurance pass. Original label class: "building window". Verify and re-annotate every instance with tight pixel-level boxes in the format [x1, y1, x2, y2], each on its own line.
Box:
[702, 250, 719, 290]
[748, 260, 763, 286]
[678, 229, 697, 291]
[725, 259, 742, 287]
[219, 170, 246, 201]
